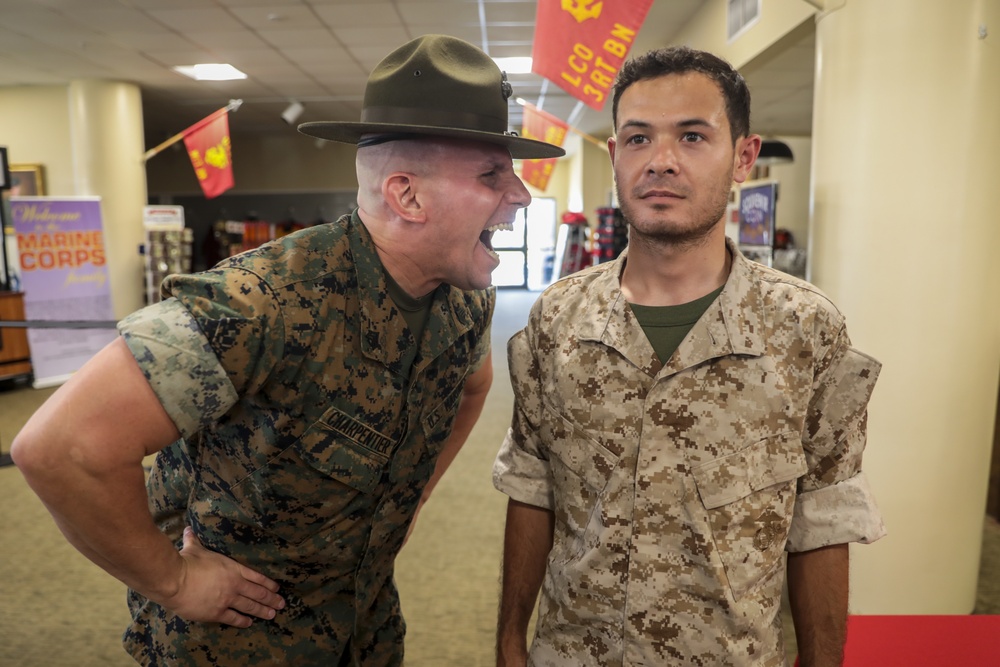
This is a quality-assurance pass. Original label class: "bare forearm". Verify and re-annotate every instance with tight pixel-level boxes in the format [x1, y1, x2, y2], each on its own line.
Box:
[13, 338, 285, 627]
[12, 337, 185, 600]
[497, 499, 554, 666]
[16, 435, 184, 600]
[787, 543, 849, 667]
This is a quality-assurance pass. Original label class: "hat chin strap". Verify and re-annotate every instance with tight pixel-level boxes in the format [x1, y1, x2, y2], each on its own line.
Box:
[356, 132, 423, 148]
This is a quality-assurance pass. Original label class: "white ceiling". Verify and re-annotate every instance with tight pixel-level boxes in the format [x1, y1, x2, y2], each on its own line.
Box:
[0, 0, 814, 147]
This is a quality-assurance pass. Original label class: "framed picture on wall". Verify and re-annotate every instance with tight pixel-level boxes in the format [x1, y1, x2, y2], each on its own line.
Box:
[0, 148, 10, 190]
[9, 163, 46, 196]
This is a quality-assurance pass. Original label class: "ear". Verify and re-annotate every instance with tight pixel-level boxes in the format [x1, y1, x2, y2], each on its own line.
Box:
[732, 134, 762, 184]
[607, 136, 617, 165]
[382, 172, 427, 223]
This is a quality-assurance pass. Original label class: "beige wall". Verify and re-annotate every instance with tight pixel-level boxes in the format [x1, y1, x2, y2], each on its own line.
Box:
[524, 151, 570, 221]
[0, 86, 74, 196]
[669, 0, 816, 69]
[810, 0, 1000, 614]
[767, 135, 812, 247]
[559, 132, 613, 229]
[68, 80, 147, 317]
[581, 138, 614, 220]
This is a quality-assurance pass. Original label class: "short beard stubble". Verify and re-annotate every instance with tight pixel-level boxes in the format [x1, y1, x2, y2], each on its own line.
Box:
[616, 168, 734, 254]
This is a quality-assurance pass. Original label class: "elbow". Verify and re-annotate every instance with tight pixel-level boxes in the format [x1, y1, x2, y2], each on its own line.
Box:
[10, 422, 65, 482]
[10, 427, 43, 475]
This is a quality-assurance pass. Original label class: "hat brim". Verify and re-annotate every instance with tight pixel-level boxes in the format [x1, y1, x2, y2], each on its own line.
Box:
[298, 121, 565, 160]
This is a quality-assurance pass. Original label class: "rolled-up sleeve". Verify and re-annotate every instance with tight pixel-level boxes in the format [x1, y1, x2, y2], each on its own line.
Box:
[787, 334, 886, 551]
[116, 267, 283, 438]
[492, 318, 555, 510]
[118, 298, 238, 438]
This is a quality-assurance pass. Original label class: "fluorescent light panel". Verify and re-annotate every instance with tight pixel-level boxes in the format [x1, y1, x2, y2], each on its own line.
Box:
[492, 57, 532, 74]
[173, 63, 247, 81]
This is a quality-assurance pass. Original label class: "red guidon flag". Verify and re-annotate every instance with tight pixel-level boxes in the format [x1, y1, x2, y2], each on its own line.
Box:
[182, 108, 234, 199]
[532, 0, 654, 110]
[521, 105, 569, 191]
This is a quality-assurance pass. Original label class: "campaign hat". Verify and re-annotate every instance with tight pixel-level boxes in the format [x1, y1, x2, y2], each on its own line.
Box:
[298, 34, 565, 159]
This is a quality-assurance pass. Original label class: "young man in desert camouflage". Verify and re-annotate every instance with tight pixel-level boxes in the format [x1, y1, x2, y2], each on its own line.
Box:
[13, 35, 562, 666]
[494, 46, 884, 667]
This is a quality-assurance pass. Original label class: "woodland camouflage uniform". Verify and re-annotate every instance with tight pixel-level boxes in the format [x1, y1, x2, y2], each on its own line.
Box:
[119, 211, 493, 666]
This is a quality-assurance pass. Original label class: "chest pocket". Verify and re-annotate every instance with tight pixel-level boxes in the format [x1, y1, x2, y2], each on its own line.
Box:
[690, 431, 806, 601]
[542, 403, 620, 561]
[234, 409, 392, 545]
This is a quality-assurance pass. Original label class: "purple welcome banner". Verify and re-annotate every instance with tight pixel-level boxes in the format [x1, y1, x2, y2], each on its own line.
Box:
[11, 196, 116, 387]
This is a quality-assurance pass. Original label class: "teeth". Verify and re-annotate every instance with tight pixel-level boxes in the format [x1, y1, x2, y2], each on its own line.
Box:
[480, 221, 511, 262]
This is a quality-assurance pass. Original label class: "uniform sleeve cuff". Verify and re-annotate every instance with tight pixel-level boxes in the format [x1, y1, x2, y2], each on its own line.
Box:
[787, 472, 887, 552]
[117, 299, 238, 438]
[492, 428, 555, 510]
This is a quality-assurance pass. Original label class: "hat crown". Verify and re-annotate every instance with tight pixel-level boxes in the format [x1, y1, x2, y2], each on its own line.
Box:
[296, 34, 565, 159]
[360, 35, 509, 134]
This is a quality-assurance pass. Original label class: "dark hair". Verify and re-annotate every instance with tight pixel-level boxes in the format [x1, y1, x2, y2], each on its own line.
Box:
[611, 46, 751, 144]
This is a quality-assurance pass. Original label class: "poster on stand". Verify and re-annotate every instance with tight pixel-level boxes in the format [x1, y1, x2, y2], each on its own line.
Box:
[738, 181, 777, 247]
[10, 196, 117, 388]
[738, 181, 778, 269]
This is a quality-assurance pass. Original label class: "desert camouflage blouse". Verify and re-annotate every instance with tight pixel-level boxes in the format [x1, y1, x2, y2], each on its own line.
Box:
[494, 239, 884, 667]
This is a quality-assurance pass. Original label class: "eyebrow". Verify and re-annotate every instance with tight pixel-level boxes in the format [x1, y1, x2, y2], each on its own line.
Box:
[477, 157, 508, 172]
[677, 118, 716, 130]
[618, 119, 652, 132]
[618, 118, 717, 132]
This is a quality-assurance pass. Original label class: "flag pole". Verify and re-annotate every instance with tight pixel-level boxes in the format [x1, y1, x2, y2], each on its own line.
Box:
[142, 99, 243, 163]
[516, 99, 608, 152]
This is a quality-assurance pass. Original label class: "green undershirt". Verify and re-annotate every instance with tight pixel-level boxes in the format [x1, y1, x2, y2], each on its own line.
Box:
[628, 285, 724, 364]
[385, 270, 434, 375]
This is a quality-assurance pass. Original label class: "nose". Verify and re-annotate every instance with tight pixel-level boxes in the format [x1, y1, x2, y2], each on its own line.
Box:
[647, 141, 680, 175]
[508, 171, 532, 208]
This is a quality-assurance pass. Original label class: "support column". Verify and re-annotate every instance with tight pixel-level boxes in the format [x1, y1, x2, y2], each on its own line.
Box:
[68, 80, 147, 318]
[809, 0, 1000, 612]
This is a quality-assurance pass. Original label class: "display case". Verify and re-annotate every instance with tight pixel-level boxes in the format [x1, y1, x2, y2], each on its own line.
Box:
[0, 291, 32, 381]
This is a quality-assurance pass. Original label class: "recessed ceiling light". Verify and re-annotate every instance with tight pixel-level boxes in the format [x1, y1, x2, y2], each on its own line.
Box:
[173, 63, 248, 81]
[492, 57, 532, 74]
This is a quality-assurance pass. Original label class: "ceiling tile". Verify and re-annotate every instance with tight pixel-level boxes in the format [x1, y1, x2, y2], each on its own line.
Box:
[311, 3, 400, 27]
[185, 31, 273, 50]
[0, 0, 817, 142]
[330, 25, 410, 47]
[227, 5, 325, 30]
[106, 31, 198, 50]
[483, 1, 538, 23]
[256, 28, 342, 48]
[406, 24, 481, 43]
[396, 2, 481, 24]
[145, 8, 248, 33]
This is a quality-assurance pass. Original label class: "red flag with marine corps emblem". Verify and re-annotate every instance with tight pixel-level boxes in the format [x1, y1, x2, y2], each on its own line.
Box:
[521, 104, 569, 191]
[532, 0, 654, 111]
[182, 108, 234, 199]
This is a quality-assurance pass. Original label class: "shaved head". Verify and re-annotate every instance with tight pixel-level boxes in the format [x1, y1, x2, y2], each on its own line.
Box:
[356, 138, 446, 213]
